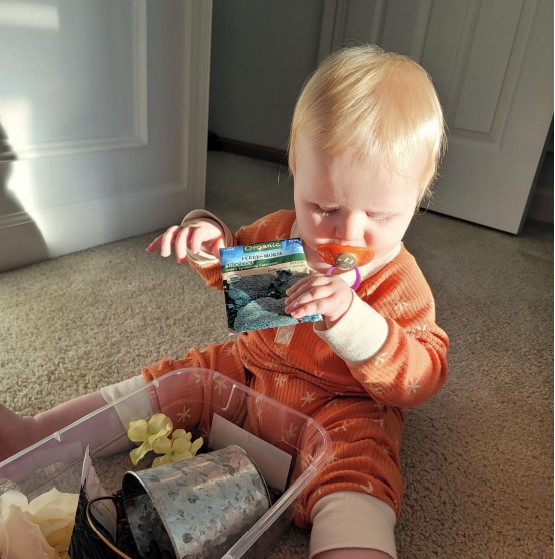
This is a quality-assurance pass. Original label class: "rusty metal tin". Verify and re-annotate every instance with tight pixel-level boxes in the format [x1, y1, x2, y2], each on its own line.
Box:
[121, 445, 271, 559]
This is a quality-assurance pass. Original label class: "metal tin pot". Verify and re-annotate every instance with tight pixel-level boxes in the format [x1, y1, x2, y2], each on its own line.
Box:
[121, 445, 270, 559]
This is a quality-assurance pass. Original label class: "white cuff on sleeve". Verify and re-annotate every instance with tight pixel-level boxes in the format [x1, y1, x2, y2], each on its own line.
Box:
[314, 295, 388, 364]
[100, 375, 153, 429]
[310, 491, 397, 559]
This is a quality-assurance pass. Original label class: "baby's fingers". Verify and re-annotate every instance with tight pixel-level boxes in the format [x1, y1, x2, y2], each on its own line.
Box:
[146, 226, 181, 256]
[285, 293, 332, 319]
[145, 235, 163, 253]
[284, 282, 336, 316]
[187, 226, 215, 255]
[173, 226, 208, 262]
[174, 227, 190, 263]
[285, 275, 353, 323]
[208, 237, 225, 259]
[160, 226, 182, 257]
[284, 274, 314, 297]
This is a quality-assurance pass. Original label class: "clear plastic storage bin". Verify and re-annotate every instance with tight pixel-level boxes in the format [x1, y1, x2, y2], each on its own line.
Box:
[0, 368, 331, 559]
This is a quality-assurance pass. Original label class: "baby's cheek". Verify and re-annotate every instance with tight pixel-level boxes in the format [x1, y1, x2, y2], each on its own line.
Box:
[311, 217, 331, 237]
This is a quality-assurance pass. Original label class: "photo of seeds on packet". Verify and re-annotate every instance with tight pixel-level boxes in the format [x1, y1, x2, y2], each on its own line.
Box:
[220, 238, 322, 333]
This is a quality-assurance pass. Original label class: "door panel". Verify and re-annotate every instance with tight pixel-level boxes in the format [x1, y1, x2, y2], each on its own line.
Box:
[319, 0, 553, 233]
[0, 0, 211, 271]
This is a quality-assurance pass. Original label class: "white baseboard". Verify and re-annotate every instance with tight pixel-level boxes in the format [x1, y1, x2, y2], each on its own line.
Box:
[0, 183, 194, 272]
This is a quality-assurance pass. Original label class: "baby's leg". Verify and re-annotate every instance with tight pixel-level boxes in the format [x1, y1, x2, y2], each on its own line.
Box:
[1, 372, 158, 466]
[0, 391, 107, 462]
[1, 341, 247, 470]
[293, 397, 403, 559]
[141, 342, 249, 438]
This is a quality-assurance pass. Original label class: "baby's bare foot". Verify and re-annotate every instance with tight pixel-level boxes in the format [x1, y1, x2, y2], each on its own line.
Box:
[0, 404, 40, 462]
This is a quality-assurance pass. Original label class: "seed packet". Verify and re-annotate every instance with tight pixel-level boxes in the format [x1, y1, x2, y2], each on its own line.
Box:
[220, 238, 322, 333]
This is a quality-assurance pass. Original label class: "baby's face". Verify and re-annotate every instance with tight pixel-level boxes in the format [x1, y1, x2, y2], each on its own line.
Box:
[293, 137, 424, 271]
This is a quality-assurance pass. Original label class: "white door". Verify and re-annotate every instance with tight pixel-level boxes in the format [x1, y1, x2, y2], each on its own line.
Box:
[319, 0, 553, 233]
[0, 0, 212, 271]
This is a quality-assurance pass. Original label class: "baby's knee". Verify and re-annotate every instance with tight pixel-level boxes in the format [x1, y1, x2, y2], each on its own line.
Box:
[308, 492, 397, 559]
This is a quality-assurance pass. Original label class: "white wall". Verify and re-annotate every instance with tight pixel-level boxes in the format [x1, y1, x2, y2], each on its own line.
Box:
[209, 0, 324, 150]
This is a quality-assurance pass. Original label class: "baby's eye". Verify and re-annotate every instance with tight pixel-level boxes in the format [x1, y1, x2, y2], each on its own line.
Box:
[317, 206, 339, 217]
[367, 213, 389, 222]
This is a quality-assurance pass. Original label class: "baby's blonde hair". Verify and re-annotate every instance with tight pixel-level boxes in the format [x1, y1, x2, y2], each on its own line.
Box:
[289, 45, 446, 202]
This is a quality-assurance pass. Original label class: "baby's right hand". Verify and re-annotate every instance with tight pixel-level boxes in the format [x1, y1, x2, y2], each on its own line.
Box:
[146, 219, 225, 263]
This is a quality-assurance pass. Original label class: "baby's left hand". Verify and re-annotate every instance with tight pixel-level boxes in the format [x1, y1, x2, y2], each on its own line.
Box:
[284, 274, 354, 328]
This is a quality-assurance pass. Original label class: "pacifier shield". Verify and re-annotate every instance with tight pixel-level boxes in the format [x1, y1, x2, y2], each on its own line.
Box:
[317, 244, 374, 270]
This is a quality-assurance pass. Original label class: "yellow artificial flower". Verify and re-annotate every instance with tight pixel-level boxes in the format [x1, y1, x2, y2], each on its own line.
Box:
[151, 429, 204, 468]
[128, 413, 173, 466]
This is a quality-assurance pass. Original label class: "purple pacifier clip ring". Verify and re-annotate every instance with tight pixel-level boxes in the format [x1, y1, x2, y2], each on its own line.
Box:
[325, 265, 362, 290]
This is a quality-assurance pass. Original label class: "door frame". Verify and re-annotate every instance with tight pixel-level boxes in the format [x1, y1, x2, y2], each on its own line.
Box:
[182, 0, 212, 210]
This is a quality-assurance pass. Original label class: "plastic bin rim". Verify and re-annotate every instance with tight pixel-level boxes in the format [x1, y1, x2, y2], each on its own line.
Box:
[153, 367, 332, 467]
[1, 367, 333, 473]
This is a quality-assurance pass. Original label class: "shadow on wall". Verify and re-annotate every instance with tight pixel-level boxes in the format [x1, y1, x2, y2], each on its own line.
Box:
[0, 123, 49, 272]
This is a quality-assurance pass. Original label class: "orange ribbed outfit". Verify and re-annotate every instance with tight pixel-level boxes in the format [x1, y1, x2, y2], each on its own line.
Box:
[142, 210, 448, 528]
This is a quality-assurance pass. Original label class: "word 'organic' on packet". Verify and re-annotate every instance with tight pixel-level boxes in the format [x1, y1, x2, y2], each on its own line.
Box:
[220, 238, 322, 333]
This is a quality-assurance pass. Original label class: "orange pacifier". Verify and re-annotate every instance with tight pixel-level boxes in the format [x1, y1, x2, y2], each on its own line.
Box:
[317, 244, 374, 290]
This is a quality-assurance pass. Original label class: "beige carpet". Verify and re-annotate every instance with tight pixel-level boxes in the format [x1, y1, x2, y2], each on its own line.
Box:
[0, 152, 552, 558]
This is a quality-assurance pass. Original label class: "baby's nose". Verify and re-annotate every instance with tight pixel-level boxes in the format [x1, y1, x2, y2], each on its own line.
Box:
[337, 212, 365, 241]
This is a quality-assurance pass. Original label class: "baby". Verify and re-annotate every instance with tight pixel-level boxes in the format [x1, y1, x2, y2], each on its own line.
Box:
[1, 45, 448, 559]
